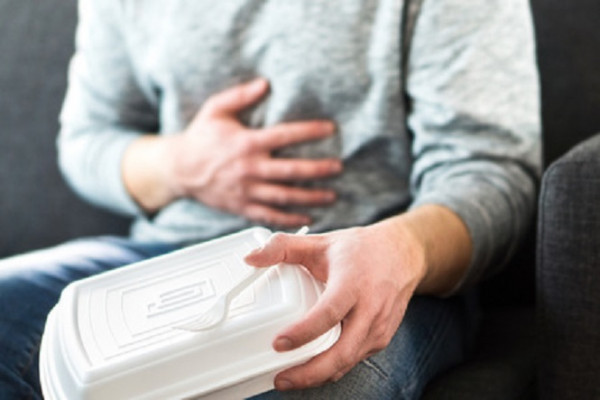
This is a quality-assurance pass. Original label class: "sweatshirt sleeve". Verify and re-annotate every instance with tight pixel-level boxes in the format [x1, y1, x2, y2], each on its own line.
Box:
[406, 0, 541, 292]
[57, 0, 158, 217]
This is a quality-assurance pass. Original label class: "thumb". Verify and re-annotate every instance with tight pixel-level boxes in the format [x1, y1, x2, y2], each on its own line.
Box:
[203, 78, 269, 117]
[244, 232, 323, 270]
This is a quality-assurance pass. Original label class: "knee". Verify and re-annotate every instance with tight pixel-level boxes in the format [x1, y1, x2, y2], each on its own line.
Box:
[363, 296, 470, 399]
[0, 271, 58, 325]
[0, 249, 78, 319]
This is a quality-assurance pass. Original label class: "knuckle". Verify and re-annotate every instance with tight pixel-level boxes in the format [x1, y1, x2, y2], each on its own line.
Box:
[374, 326, 389, 344]
[247, 207, 280, 226]
[271, 194, 287, 206]
[334, 351, 355, 372]
[241, 204, 259, 219]
[331, 371, 346, 383]
[237, 183, 252, 201]
[314, 190, 333, 203]
[312, 162, 329, 175]
[239, 204, 252, 218]
[322, 303, 345, 326]
[371, 326, 392, 352]
[235, 137, 254, 155]
[272, 189, 292, 205]
[233, 159, 253, 179]
[295, 375, 318, 389]
[268, 232, 288, 247]
[282, 163, 299, 176]
[303, 369, 333, 389]
[231, 89, 249, 107]
[372, 337, 390, 353]
[202, 97, 219, 115]
[321, 161, 338, 175]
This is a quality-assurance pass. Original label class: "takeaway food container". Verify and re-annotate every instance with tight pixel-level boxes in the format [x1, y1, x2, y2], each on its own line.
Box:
[39, 227, 340, 399]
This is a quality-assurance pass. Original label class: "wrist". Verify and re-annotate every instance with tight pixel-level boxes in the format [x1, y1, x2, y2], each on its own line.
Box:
[372, 205, 472, 296]
[123, 135, 182, 213]
[369, 217, 429, 291]
[403, 205, 472, 295]
[162, 134, 189, 199]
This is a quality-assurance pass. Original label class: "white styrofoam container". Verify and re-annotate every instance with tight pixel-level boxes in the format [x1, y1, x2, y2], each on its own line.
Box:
[39, 227, 340, 399]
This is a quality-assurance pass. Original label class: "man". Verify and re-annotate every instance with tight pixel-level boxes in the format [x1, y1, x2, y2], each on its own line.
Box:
[0, 0, 540, 398]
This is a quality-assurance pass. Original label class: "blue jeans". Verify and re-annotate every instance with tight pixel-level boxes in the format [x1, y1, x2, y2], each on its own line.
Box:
[0, 237, 478, 400]
[251, 295, 478, 400]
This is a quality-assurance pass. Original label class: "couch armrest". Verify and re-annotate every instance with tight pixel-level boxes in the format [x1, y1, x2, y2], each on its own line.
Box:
[537, 132, 600, 400]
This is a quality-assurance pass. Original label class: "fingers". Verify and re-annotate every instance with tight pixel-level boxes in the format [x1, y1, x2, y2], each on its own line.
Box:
[241, 204, 312, 228]
[246, 183, 337, 206]
[239, 185, 336, 227]
[249, 158, 343, 181]
[274, 286, 354, 353]
[249, 121, 336, 152]
[245, 234, 352, 349]
[244, 227, 404, 390]
[244, 231, 325, 268]
[274, 307, 373, 390]
[203, 78, 270, 116]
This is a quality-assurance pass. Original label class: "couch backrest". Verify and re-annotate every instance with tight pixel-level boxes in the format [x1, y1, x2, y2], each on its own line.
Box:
[0, 0, 130, 257]
[532, 0, 600, 166]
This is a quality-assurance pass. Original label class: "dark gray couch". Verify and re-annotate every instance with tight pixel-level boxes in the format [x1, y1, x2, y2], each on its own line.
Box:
[537, 136, 600, 400]
[534, 1, 600, 398]
[1, 0, 598, 399]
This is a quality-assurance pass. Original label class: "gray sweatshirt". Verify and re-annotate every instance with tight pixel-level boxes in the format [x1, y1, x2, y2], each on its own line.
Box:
[58, 0, 541, 291]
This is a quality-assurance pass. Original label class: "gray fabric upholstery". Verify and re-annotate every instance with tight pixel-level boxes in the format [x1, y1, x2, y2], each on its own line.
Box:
[0, 0, 129, 257]
[533, 0, 600, 398]
[537, 133, 600, 400]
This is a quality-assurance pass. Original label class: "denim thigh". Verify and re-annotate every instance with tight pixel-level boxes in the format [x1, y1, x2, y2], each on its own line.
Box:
[0, 237, 177, 400]
[252, 294, 478, 400]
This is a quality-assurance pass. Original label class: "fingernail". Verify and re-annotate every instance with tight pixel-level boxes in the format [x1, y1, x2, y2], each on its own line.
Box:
[332, 372, 345, 382]
[275, 378, 294, 391]
[245, 248, 259, 257]
[298, 217, 312, 226]
[331, 161, 343, 173]
[274, 337, 293, 351]
[251, 77, 268, 89]
[244, 246, 263, 260]
[324, 122, 336, 133]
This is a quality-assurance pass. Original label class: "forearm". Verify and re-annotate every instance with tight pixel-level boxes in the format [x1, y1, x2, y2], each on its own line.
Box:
[58, 0, 161, 216]
[405, 0, 540, 290]
[58, 125, 144, 216]
[375, 204, 472, 296]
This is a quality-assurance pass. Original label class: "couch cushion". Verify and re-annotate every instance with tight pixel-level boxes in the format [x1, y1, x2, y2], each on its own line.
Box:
[537, 134, 600, 400]
[0, 0, 130, 257]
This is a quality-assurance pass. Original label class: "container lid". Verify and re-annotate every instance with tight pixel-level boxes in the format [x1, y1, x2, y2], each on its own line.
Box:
[40, 227, 340, 399]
